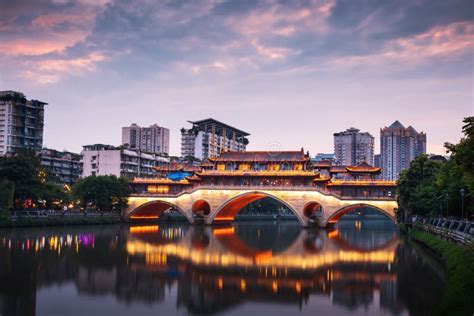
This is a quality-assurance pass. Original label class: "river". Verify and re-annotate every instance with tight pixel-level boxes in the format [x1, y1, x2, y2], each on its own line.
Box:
[0, 218, 445, 316]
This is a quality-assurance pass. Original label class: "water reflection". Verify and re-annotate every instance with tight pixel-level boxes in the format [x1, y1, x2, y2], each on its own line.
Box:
[0, 220, 445, 316]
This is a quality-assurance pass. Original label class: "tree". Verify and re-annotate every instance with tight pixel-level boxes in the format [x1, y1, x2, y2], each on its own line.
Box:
[397, 117, 473, 220]
[0, 149, 42, 208]
[442, 116, 474, 218]
[73, 175, 130, 212]
[397, 155, 442, 219]
[40, 182, 69, 210]
[0, 179, 14, 212]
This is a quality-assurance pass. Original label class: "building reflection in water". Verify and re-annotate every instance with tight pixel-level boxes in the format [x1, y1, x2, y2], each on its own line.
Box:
[0, 220, 445, 316]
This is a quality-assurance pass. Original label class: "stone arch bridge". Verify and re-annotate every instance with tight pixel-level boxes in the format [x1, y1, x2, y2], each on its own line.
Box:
[124, 188, 398, 227]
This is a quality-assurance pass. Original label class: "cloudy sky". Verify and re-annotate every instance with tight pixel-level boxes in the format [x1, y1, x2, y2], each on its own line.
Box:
[1, 0, 472, 156]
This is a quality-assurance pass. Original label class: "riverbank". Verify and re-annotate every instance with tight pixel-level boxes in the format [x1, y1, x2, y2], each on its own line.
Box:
[408, 228, 474, 316]
[0, 214, 121, 228]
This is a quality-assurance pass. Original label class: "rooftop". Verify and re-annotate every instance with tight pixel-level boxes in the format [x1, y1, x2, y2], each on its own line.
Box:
[211, 149, 309, 162]
[188, 118, 250, 136]
[386, 120, 405, 129]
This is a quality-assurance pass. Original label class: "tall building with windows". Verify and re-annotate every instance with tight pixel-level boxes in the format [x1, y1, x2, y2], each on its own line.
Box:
[181, 118, 250, 160]
[0, 91, 46, 155]
[81, 144, 169, 179]
[333, 127, 374, 166]
[122, 123, 170, 155]
[39, 148, 83, 184]
[380, 120, 427, 180]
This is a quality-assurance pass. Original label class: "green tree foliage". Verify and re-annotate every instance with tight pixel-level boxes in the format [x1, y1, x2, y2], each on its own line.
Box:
[398, 117, 473, 219]
[397, 155, 442, 218]
[73, 175, 130, 212]
[0, 179, 14, 212]
[0, 150, 42, 206]
[41, 182, 69, 209]
[0, 150, 71, 210]
[440, 116, 474, 217]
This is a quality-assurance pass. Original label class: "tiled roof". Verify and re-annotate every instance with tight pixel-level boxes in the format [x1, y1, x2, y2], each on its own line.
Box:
[345, 162, 381, 173]
[212, 150, 309, 162]
[312, 160, 333, 168]
[330, 162, 381, 174]
[329, 166, 349, 173]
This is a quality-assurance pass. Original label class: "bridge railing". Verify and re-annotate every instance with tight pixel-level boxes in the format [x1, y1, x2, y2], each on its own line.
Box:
[130, 184, 396, 201]
[414, 217, 474, 246]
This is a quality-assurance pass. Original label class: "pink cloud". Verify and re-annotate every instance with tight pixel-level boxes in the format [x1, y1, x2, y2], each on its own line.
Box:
[0, 3, 106, 57]
[0, 31, 90, 56]
[251, 40, 299, 60]
[332, 21, 474, 68]
[226, 0, 335, 38]
[19, 52, 107, 84]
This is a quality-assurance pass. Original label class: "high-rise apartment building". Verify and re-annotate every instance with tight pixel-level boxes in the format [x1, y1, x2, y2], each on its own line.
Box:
[333, 127, 374, 166]
[181, 118, 250, 160]
[0, 91, 46, 155]
[380, 120, 427, 180]
[122, 123, 170, 155]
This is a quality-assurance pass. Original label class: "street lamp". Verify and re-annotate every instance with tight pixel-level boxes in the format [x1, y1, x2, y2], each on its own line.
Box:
[460, 188, 465, 220]
[445, 193, 449, 218]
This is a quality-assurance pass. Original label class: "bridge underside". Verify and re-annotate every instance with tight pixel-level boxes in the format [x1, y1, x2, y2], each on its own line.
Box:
[125, 189, 398, 228]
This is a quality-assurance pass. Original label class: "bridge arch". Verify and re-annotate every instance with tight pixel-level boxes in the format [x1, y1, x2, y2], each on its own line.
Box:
[326, 203, 397, 226]
[129, 200, 191, 223]
[209, 191, 306, 226]
[192, 199, 211, 216]
[303, 201, 323, 218]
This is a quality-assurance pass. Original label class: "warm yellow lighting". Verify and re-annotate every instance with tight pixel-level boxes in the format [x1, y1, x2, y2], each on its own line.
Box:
[130, 225, 159, 234]
[147, 185, 170, 194]
[240, 279, 246, 291]
[218, 277, 224, 290]
[327, 230, 339, 239]
[130, 215, 160, 219]
[272, 281, 278, 293]
[295, 282, 301, 294]
[212, 227, 235, 236]
[213, 217, 235, 222]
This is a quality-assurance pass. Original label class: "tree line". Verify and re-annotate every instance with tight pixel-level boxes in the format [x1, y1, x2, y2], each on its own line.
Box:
[397, 117, 473, 220]
[0, 150, 130, 213]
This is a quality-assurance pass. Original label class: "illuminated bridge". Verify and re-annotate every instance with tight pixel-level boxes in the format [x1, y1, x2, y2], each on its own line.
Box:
[124, 150, 398, 228]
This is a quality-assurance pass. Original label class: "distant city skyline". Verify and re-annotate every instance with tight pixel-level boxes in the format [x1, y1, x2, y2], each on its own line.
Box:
[1, 0, 472, 156]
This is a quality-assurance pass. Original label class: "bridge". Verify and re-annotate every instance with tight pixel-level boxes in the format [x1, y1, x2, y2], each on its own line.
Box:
[125, 187, 397, 227]
[123, 150, 398, 227]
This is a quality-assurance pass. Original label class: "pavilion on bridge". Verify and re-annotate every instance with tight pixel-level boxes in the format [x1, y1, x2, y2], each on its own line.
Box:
[130, 149, 396, 199]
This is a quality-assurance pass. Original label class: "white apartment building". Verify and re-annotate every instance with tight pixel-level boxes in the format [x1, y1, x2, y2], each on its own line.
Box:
[334, 127, 374, 166]
[181, 118, 249, 160]
[81, 144, 169, 179]
[122, 123, 170, 155]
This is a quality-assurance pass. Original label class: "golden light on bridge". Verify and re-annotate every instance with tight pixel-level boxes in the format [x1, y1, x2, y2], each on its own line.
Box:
[126, 188, 398, 227]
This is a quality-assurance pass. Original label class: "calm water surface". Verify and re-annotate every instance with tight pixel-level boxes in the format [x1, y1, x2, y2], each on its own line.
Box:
[0, 219, 445, 316]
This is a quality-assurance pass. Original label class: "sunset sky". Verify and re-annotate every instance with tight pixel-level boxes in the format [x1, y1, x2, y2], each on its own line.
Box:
[0, 0, 472, 156]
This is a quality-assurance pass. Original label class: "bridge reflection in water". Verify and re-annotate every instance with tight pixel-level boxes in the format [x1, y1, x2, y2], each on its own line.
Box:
[0, 221, 445, 316]
[125, 222, 402, 314]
